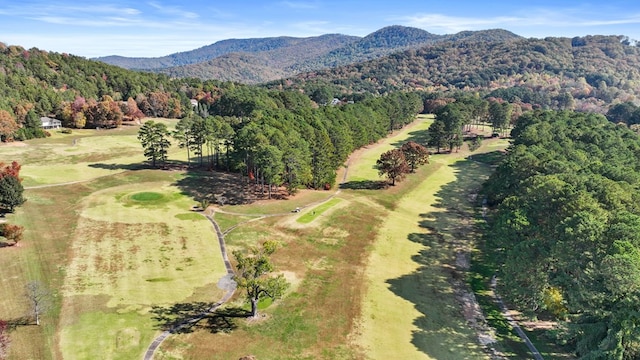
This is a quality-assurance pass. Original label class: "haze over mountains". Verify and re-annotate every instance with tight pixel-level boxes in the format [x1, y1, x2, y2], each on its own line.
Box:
[95, 26, 522, 84]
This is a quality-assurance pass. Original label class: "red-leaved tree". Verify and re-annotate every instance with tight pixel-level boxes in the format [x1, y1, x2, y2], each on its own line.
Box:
[0, 110, 19, 142]
[0, 161, 25, 213]
[376, 149, 409, 186]
[401, 141, 430, 172]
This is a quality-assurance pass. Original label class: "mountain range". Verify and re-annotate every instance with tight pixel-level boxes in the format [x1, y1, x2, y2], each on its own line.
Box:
[95, 26, 522, 84]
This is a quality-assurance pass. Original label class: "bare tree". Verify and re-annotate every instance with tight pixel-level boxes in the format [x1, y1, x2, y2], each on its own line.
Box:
[24, 281, 51, 326]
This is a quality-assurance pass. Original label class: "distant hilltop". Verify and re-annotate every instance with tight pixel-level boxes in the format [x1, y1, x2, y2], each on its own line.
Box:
[94, 26, 522, 84]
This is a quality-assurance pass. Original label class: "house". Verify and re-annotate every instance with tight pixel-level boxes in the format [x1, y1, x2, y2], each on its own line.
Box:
[40, 117, 62, 129]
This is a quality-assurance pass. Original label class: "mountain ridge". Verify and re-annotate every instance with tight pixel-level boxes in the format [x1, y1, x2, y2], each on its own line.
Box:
[95, 26, 522, 84]
[95, 33, 359, 70]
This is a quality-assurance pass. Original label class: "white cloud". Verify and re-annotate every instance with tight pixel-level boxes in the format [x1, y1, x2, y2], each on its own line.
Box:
[147, 1, 199, 19]
[278, 1, 320, 10]
[399, 13, 520, 33]
[396, 8, 640, 34]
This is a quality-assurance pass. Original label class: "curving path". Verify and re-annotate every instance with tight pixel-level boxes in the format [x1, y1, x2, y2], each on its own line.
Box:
[490, 276, 544, 360]
[142, 158, 355, 359]
[482, 197, 544, 360]
[143, 212, 236, 360]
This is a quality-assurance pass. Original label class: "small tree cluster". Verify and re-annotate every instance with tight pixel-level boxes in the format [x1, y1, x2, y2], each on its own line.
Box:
[376, 141, 429, 185]
[137, 121, 171, 168]
[468, 135, 483, 152]
[0, 223, 24, 246]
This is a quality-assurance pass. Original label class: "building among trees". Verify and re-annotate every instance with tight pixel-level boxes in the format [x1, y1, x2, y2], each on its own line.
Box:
[40, 117, 62, 129]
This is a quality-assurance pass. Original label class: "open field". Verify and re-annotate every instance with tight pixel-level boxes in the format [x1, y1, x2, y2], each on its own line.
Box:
[0, 123, 221, 360]
[354, 153, 490, 359]
[5, 122, 188, 187]
[0, 116, 572, 360]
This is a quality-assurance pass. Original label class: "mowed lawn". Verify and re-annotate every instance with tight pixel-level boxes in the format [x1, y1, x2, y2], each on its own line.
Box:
[345, 114, 434, 183]
[59, 181, 227, 359]
[0, 122, 225, 360]
[343, 115, 495, 358]
[355, 153, 492, 359]
[6, 121, 188, 187]
[0, 116, 507, 360]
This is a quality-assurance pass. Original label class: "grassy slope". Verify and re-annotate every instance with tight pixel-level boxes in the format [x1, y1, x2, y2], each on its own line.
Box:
[349, 116, 493, 359]
[0, 116, 569, 360]
[356, 155, 489, 359]
[0, 124, 219, 360]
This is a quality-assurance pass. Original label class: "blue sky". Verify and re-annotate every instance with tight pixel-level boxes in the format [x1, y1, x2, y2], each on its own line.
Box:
[1, 1, 639, 58]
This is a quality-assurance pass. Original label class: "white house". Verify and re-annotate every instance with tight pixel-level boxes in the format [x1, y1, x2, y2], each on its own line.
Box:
[40, 117, 62, 129]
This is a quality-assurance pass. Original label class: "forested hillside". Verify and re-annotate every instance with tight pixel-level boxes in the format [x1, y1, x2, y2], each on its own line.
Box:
[273, 35, 640, 114]
[156, 26, 451, 83]
[96, 34, 358, 71]
[98, 26, 521, 84]
[483, 110, 640, 359]
[294, 27, 520, 71]
[0, 41, 424, 191]
[0, 43, 218, 136]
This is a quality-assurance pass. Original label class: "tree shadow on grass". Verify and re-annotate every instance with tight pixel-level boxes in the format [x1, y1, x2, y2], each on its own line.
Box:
[468, 151, 506, 166]
[3, 316, 32, 329]
[88, 159, 193, 171]
[391, 127, 430, 148]
[88, 163, 146, 171]
[339, 180, 389, 190]
[150, 302, 249, 334]
[386, 159, 493, 358]
[174, 170, 248, 206]
[0, 241, 16, 248]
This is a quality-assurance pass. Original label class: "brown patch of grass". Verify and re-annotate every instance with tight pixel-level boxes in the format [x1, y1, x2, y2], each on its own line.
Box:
[161, 196, 383, 359]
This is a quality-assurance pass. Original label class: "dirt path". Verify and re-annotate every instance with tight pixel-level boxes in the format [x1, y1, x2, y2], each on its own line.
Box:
[490, 277, 544, 360]
[143, 152, 354, 359]
[143, 212, 236, 360]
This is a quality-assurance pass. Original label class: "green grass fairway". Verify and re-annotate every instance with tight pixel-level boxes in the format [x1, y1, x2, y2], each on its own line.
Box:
[355, 155, 490, 359]
[59, 181, 227, 358]
[60, 311, 155, 360]
[296, 198, 342, 223]
[0, 125, 222, 359]
[1, 123, 188, 187]
[346, 115, 434, 183]
[64, 182, 226, 307]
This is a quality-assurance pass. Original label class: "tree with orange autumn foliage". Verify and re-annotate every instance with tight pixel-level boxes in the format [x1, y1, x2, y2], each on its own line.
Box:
[0, 110, 19, 142]
[0, 223, 24, 246]
[0, 161, 25, 213]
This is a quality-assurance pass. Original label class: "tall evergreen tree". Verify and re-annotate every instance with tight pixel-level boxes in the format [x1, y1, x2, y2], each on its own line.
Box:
[137, 121, 171, 168]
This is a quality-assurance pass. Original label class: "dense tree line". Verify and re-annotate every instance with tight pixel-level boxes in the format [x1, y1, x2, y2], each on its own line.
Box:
[139, 87, 423, 192]
[483, 110, 640, 359]
[606, 101, 640, 126]
[424, 94, 528, 153]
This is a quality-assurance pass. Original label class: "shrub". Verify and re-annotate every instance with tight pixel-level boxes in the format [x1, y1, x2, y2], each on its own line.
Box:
[0, 223, 24, 245]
